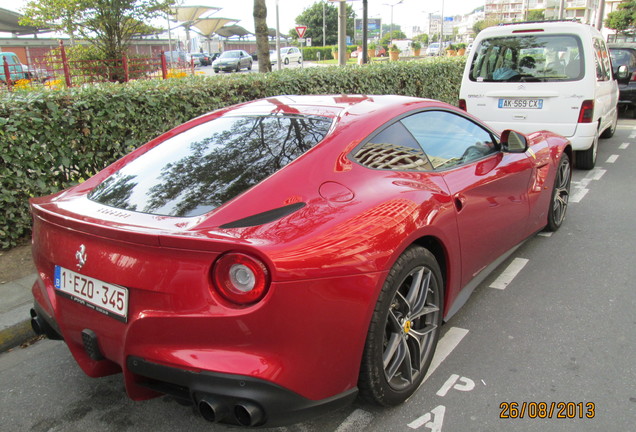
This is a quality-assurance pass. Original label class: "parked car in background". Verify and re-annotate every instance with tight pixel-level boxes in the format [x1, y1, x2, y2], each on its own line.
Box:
[271, 46, 302, 65]
[426, 42, 440, 56]
[609, 43, 636, 117]
[212, 50, 252, 73]
[164, 51, 190, 64]
[0, 52, 27, 82]
[29, 94, 571, 427]
[190, 52, 211, 66]
[460, 21, 620, 170]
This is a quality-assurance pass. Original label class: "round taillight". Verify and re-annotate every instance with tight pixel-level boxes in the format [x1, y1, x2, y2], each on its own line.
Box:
[212, 253, 270, 305]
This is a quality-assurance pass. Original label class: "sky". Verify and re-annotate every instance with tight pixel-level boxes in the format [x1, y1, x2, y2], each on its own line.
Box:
[6, 0, 485, 36]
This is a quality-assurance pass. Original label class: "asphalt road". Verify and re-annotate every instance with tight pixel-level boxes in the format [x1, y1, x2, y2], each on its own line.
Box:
[1, 117, 635, 432]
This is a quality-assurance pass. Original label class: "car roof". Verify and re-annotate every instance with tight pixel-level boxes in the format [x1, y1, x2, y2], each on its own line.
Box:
[212, 95, 436, 118]
[478, 20, 598, 38]
[609, 43, 636, 50]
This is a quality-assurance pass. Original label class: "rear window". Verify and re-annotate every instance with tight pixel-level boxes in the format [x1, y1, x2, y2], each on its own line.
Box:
[89, 115, 332, 217]
[470, 34, 584, 82]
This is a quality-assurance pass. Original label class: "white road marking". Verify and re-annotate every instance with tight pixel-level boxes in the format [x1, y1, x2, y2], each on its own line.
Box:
[408, 405, 446, 431]
[537, 232, 553, 237]
[629, 132, 636, 139]
[489, 258, 529, 290]
[619, 143, 629, 150]
[585, 168, 606, 182]
[570, 187, 589, 203]
[423, 327, 469, 382]
[606, 155, 619, 164]
[334, 409, 374, 432]
[436, 375, 475, 397]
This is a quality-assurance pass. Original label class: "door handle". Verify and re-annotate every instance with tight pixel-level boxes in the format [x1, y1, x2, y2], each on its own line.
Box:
[454, 194, 466, 212]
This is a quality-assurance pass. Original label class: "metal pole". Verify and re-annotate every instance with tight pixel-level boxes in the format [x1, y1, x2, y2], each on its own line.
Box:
[276, 0, 282, 70]
[166, 13, 173, 65]
[596, 0, 606, 29]
[439, 0, 444, 56]
[362, 0, 368, 64]
[338, 0, 347, 66]
[323, 1, 326, 47]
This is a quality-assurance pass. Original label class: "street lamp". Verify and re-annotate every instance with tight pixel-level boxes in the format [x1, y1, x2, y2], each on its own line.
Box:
[384, 0, 404, 47]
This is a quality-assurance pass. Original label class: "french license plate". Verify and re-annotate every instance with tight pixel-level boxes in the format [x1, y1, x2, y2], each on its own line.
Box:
[498, 98, 543, 109]
[54, 266, 128, 322]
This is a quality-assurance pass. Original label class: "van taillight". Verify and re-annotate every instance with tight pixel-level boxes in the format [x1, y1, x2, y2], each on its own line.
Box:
[578, 100, 594, 123]
[631, 72, 636, 81]
[458, 99, 467, 111]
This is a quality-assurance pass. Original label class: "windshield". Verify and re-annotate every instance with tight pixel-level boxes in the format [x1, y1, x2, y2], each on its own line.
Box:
[469, 34, 584, 82]
[220, 51, 240, 59]
[89, 115, 333, 217]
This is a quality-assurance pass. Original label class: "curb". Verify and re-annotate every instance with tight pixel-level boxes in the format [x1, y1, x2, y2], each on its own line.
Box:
[0, 304, 36, 352]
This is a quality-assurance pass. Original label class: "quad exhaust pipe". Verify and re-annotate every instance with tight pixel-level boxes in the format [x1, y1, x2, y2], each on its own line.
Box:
[30, 308, 62, 340]
[197, 396, 265, 427]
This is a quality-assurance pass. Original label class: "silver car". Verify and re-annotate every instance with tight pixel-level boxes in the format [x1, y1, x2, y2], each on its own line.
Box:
[213, 50, 253, 73]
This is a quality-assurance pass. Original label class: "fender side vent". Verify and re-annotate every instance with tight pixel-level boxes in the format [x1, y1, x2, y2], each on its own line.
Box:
[220, 202, 306, 229]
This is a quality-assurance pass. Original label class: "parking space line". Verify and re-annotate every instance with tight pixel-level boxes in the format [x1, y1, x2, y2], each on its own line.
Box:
[606, 155, 619, 163]
[423, 327, 469, 382]
[584, 168, 606, 182]
[619, 143, 629, 150]
[489, 258, 529, 290]
[570, 187, 589, 203]
[537, 232, 553, 237]
[335, 409, 374, 432]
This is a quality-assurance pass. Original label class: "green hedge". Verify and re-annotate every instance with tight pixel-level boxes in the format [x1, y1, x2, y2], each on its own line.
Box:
[301, 46, 334, 61]
[0, 57, 466, 249]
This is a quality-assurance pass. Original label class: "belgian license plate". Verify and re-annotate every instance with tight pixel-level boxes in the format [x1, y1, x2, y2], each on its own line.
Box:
[54, 266, 128, 322]
[498, 98, 543, 109]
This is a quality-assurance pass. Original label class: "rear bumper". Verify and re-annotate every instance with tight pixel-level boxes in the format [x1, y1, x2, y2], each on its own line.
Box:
[127, 356, 357, 426]
[29, 265, 383, 425]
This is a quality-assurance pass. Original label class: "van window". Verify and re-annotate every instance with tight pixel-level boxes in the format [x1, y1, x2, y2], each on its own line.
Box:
[469, 34, 584, 82]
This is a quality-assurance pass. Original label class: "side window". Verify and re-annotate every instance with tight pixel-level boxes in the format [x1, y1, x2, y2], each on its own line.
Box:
[401, 111, 498, 170]
[353, 121, 432, 171]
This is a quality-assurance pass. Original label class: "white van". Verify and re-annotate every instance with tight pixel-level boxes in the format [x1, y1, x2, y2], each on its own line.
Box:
[459, 21, 619, 169]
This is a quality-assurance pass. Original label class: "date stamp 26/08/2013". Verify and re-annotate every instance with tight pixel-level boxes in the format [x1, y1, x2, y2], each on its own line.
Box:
[500, 402, 595, 419]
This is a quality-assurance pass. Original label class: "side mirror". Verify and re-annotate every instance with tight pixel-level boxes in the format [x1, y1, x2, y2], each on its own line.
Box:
[500, 130, 528, 153]
[616, 64, 630, 84]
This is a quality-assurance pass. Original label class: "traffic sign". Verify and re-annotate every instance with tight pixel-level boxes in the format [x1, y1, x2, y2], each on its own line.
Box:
[295, 26, 307, 38]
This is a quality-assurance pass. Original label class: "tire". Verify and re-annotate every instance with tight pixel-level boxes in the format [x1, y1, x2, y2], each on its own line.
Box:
[298, 56, 303, 64]
[600, 108, 618, 139]
[247, 61, 252, 71]
[574, 128, 598, 170]
[235, 64, 240, 72]
[284, 57, 289, 65]
[545, 153, 571, 232]
[358, 245, 444, 406]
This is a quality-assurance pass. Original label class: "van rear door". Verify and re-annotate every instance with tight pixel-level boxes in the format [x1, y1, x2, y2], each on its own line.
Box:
[462, 33, 585, 137]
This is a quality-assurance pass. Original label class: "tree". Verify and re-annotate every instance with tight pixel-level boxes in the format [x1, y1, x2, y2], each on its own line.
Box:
[473, 19, 501, 36]
[293, 1, 354, 46]
[379, 30, 406, 46]
[20, 0, 174, 59]
[253, 0, 271, 72]
[413, 33, 429, 45]
[605, 0, 636, 34]
[527, 10, 545, 21]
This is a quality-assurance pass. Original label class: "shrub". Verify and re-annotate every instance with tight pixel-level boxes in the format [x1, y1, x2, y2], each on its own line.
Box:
[301, 46, 334, 61]
[0, 57, 466, 248]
